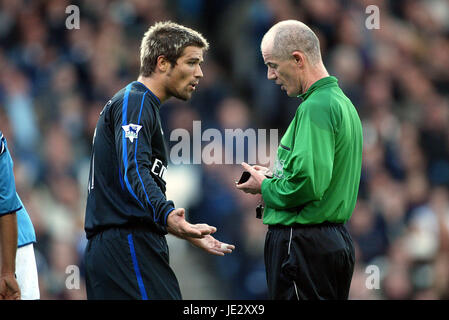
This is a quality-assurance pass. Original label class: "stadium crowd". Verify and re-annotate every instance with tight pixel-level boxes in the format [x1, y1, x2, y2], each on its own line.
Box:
[0, 0, 448, 299]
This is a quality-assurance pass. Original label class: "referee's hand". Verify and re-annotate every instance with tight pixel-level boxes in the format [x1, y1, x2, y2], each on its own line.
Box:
[166, 208, 216, 239]
[235, 162, 267, 194]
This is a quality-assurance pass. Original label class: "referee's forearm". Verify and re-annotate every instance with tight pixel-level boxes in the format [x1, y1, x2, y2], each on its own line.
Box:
[0, 212, 18, 275]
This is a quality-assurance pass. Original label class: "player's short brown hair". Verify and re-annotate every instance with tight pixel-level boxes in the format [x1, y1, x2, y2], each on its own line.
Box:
[140, 21, 209, 77]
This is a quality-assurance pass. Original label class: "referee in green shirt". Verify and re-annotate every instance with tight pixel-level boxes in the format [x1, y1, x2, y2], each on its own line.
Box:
[236, 20, 363, 300]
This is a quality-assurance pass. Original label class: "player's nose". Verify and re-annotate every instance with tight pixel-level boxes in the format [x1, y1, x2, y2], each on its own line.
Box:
[194, 65, 203, 78]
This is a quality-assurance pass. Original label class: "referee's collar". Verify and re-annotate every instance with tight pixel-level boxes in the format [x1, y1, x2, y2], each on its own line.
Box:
[297, 76, 338, 101]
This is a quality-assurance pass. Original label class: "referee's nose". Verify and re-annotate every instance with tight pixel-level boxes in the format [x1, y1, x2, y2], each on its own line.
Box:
[267, 66, 276, 80]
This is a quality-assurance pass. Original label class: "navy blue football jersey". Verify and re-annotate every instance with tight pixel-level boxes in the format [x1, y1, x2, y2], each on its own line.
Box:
[84, 81, 175, 238]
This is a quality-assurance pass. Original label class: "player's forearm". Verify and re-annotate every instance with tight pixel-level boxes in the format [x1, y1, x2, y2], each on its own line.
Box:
[0, 213, 18, 275]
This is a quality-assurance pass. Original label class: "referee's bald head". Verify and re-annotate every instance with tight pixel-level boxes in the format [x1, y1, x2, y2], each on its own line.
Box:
[261, 20, 322, 66]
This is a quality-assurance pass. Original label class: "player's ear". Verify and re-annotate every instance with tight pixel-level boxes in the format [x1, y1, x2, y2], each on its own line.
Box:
[156, 55, 170, 73]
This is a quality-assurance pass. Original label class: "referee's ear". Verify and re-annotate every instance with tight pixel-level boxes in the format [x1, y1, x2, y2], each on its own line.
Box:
[292, 51, 305, 68]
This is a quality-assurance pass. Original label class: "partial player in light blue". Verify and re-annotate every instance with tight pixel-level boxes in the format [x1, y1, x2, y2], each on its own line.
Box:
[0, 132, 36, 246]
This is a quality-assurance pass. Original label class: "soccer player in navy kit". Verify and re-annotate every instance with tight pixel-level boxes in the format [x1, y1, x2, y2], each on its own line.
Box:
[84, 21, 235, 300]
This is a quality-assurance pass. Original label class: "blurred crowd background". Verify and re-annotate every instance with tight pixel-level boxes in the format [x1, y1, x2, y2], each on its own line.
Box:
[1, 0, 449, 300]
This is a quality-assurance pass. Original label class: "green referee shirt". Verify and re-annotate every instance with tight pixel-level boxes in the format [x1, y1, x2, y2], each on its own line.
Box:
[261, 76, 363, 225]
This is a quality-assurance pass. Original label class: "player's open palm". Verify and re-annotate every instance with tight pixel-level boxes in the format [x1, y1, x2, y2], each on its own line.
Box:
[167, 208, 216, 239]
[188, 235, 235, 256]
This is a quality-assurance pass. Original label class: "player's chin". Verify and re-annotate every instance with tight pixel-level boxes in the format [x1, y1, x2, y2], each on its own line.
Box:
[175, 91, 193, 101]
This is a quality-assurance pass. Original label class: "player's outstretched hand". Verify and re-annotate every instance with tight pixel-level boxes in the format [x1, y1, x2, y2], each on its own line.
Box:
[188, 235, 235, 256]
[167, 208, 216, 239]
[0, 274, 21, 300]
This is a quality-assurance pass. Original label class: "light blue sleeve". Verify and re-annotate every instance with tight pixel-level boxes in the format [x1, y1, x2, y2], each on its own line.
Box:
[16, 195, 36, 247]
[0, 132, 36, 246]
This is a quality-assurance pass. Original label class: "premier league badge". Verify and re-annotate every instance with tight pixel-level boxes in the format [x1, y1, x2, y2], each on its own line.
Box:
[122, 124, 142, 143]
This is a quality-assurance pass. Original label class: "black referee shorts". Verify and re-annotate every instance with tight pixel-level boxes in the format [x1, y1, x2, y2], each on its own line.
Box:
[84, 226, 182, 300]
[264, 222, 355, 300]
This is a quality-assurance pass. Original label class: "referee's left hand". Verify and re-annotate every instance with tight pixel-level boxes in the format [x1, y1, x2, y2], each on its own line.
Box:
[167, 208, 216, 239]
[235, 162, 267, 194]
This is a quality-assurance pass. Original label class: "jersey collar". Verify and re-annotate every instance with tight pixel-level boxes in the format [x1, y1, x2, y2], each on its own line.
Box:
[297, 76, 338, 101]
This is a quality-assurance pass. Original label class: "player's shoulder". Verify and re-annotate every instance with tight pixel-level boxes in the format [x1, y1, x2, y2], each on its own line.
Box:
[109, 85, 128, 105]
[117, 82, 155, 110]
[105, 84, 141, 112]
[108, 83, 159, 128]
